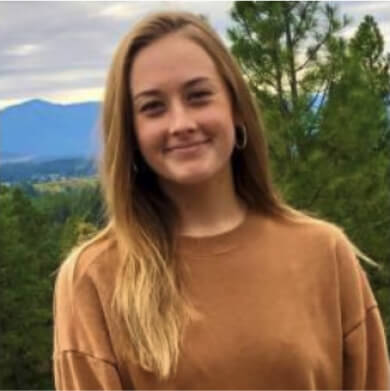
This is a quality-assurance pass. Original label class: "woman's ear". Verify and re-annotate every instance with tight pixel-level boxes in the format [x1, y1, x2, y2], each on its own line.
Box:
[233, 115, 244, 129]
[232, 105, 243, 128]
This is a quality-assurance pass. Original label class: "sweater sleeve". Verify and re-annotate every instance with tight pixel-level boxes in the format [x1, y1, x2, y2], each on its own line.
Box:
[54, 351, 123, 390]
[53, 253, 128, 390]
[335, 231, 390, 390]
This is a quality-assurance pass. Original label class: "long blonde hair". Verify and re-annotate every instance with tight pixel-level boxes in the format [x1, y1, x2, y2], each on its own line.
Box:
[58, 11, 380, 381]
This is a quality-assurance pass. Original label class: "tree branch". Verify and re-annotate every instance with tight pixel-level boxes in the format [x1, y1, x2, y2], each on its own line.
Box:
[295, 22, 333, 73]
[291, 2, 313, 46]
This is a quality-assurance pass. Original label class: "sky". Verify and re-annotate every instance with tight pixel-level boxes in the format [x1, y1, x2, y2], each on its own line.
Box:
[1, 1, 390, 110]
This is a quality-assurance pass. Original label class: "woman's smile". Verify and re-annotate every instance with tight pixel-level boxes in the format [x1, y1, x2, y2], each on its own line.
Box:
[165, 139, 211, 155]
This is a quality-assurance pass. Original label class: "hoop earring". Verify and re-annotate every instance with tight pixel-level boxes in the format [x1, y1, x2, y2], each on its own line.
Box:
[235, 125, 247, 150]
[132, 146, 140, 174]
[132, 162, 138, 173]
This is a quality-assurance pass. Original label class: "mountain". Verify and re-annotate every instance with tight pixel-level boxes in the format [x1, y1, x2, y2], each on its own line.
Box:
[1, 99, 101, 162]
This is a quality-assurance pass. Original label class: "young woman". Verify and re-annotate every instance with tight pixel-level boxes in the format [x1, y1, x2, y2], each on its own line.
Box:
[53, 11, 390, 390]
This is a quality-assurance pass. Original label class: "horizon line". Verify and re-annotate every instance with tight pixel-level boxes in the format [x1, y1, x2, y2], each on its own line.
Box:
[0, 98, 102, 111]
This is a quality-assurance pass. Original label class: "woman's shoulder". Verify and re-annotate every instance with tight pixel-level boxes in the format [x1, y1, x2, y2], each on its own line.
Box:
[263, 210, 346, 249]
[53, 234, 120, 358]
[266, 211, 372, 277]
[55, 234, 119, 295]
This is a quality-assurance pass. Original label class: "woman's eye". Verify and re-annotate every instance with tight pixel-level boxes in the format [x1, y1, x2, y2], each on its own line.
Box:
[188, 90, 211, 101]
[140, 101, 163, 113]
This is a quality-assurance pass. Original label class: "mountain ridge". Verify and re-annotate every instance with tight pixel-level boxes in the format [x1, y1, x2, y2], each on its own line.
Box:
[1, 99, 102, 162]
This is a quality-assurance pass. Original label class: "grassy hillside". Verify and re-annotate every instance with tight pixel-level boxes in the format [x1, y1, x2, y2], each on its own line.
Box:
[33, 176, 99, 193]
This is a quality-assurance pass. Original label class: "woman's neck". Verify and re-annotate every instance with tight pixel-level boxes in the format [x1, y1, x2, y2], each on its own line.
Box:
[159, 166, 248, 238]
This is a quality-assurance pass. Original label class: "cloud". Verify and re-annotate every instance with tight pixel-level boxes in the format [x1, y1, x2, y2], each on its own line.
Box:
[335, 2, 390, 47]
[97, 2, 146, 19]
[0, 1, 389, 109]
[336, 1, 390, 18]
[0, 1, 235, 107]
[4, 43, 44, 56]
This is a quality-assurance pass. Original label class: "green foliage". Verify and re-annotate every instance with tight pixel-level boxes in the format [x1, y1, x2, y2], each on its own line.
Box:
[350, 15, 390, 101]
[0, 186, 58, 388]
[228, 2, 350, 181]
[60, 215, 98, 258]
[0, 183, 103, 388]
[32, 179, 106, 228]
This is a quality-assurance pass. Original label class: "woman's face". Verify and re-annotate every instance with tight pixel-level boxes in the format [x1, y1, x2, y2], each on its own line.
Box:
[130, 33, 237, 186]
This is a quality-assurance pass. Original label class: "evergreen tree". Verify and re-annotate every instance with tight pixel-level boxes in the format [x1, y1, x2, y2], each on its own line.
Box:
[0, 187, 55, 388]
[0, 183, 102, 388]
[350, 15, 390, 104]
[228, 2, 349, 177]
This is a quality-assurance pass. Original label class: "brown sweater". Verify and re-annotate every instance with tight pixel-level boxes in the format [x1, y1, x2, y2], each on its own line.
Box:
[53, 211, 390, 389]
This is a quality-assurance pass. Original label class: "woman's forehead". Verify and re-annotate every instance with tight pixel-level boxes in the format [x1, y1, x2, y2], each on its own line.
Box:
[130, 34, 221, 94]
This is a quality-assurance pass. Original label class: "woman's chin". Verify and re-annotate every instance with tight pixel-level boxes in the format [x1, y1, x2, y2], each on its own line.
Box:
[160, 169, 217, 187]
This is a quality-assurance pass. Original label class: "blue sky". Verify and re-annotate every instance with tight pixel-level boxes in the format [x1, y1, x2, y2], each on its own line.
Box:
[1, 1, 389, 110]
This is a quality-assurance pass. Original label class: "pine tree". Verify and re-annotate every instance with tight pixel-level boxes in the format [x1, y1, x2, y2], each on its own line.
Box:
[228, 2, 350, 176]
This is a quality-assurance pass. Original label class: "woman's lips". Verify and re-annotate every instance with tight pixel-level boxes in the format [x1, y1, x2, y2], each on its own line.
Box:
[166, 139, 210, 152]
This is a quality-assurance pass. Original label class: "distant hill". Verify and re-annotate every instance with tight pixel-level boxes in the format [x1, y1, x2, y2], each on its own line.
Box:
[0, 157, 97, 183]
[1, 99, 101, 162]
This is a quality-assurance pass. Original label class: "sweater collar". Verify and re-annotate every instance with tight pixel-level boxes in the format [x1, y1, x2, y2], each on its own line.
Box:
[174, 209, 264, 258]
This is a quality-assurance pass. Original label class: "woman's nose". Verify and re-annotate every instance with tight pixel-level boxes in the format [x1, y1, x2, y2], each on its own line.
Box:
[168, 100, 196, 135]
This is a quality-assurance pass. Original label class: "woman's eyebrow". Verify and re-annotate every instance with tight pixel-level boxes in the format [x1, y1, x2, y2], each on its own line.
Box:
[133, 89, 160, 103]
[184, 76, 212, 89]
[133, 77, 213, 102]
